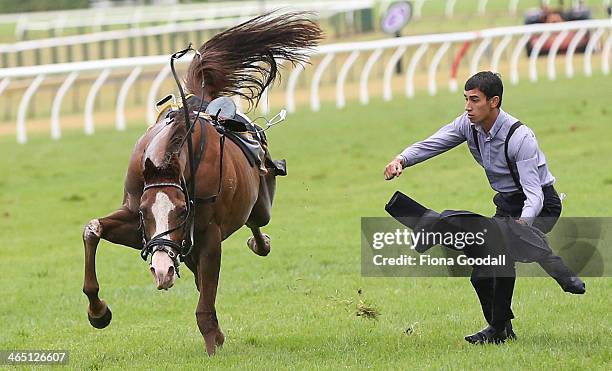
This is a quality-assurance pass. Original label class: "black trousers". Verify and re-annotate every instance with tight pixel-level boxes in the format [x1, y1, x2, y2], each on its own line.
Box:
[470, 185, 562, 330]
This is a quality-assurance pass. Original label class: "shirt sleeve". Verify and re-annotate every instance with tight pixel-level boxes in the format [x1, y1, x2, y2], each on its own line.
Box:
[513, 130, 544, 223]
[398, 116, 466, 167]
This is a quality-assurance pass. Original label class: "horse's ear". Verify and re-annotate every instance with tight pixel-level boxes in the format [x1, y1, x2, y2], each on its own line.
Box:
[143, 157, 156, 181]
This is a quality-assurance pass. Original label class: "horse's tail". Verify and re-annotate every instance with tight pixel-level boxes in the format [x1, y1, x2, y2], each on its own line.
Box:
[185, 11, 323, 110]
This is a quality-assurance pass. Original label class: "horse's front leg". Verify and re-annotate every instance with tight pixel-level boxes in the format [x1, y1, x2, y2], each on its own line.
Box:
[194, 224, 225, 356]
[83, 206, 141, 329]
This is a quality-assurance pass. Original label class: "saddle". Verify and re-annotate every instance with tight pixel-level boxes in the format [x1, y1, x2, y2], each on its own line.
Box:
[155, 94, 287, 176]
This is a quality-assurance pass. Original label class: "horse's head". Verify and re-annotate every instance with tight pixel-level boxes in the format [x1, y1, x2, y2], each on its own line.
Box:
[140, 154, 190, 290]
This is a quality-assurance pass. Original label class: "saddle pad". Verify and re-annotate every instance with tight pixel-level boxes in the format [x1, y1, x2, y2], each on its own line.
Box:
[223, 131, 259, 167]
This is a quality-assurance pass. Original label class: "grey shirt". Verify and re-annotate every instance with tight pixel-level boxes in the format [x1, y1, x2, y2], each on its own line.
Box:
[398, 109, 555, 222]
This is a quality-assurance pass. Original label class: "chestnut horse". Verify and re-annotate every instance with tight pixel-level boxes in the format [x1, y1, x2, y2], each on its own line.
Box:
[82, 12, 321, 356]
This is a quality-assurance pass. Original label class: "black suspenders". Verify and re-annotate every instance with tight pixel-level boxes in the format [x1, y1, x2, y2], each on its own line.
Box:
[471, 121, 524, 190]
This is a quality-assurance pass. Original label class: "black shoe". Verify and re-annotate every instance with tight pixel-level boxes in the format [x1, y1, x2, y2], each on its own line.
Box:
[556, 276, 586, 294]
[464, 325, 507, 344]
[505, 321, 517, 341]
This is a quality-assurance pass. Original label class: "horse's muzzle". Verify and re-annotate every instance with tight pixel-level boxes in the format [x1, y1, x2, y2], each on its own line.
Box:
[150, 251, 177, 290]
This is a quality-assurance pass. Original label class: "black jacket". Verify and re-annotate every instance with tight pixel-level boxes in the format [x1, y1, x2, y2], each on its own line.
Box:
[385, 191, 552, 263]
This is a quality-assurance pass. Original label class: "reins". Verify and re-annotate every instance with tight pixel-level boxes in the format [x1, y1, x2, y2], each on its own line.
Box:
[139, 44, 227, 277]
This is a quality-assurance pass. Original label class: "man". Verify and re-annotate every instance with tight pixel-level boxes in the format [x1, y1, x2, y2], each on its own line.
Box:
[383, 71, 576, 344]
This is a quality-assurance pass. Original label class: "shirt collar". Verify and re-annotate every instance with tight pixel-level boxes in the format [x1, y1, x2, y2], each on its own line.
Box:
[470, 109, 506, 137]
[488, 108, 506, 139]
[464, 108, 508, 138]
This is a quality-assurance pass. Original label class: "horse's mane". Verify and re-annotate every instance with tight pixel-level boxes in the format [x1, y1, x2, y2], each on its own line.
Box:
[185, 11, 323, 111]
[143, 109, 189, 181]
[164, 111, 188, 160]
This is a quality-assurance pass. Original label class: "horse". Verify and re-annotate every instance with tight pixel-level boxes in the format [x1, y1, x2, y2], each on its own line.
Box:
[81, 12, 322, 356]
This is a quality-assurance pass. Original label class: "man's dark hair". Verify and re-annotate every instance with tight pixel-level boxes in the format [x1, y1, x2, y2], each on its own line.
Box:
[464, 71, 503, 108]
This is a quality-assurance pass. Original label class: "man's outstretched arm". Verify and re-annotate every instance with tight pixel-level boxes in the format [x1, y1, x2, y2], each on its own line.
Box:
[385, 117, 467, 180]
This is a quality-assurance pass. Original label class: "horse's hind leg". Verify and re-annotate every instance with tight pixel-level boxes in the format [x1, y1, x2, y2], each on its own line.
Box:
[83, 206, 140, 329]
[246, 227, 271, 256]
[246, 172, 276, 256]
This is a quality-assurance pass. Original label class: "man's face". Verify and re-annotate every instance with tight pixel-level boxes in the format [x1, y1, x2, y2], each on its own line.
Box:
[463, 88, 499, 125]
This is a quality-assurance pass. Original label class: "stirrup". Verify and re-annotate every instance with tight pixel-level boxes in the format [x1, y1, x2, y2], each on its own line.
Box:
[271, 159, 287, 176]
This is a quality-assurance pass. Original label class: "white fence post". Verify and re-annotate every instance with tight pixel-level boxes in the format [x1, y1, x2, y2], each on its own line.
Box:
[414, 0, 426, 19]
[383, 46, 407, 101]
[286, 63, 305, 113]
[602, 33, 612, 75]
[471, 37, 492, 76]
[15, 15, 27, 39]
[529, 31, 551, 82]
[445, 0, 457, 19]
[116, 67, 142, 131]
[510, 33, 532, 85]
[406, 43, 429, 98]
[17, 75, 45, 144]
[359, 48, 383, 105]
[509, 0, 520, 15]
[565, 28, 589, 78]
[584, 28, 605, 76]
[0, 78, 10, 96]
[547, 30, 570, 80]
[51, 71, 78, 140]
[310, 53, 335, 112]
[84, 69, 111, 135]
[147, 65, 172, 125]
[428, 42, 451, 96]
[491, 34, 512, 72]
[478, 0, 488, 16]
[259, 87, 270, 115]
[336, 50, 360, 108]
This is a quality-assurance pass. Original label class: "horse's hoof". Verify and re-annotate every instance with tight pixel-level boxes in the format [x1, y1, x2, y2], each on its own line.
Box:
[203, 329, 225, 356]
[88, 305, 112, 329]
[247, 234, 270, 256]
[216, 330, 225, 347]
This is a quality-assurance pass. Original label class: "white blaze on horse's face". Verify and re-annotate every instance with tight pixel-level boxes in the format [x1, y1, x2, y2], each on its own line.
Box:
[149, 191, 178, 290]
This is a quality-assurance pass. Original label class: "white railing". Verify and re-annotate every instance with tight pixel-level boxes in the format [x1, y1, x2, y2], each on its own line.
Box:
[0, 17, 248, 55]
[290, 18, 611, 111]
[5, 0, 597, 32]
[0, 4, 369, 66]
[5, 0, 374, 39]
[0, 19, 610, 143]
[4, 1, 608, 64]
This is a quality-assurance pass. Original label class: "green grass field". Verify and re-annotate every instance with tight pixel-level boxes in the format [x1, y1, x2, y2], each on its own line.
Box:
[0, 74, 610, 369]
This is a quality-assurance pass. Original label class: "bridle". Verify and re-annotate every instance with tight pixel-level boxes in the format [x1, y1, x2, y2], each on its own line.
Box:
[139, 179, 193, 278]
[139, 44, 226, 278]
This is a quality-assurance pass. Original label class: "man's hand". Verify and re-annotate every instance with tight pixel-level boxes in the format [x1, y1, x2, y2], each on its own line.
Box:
[515, 218, 528, 226]
[384, 158, 404, 180]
